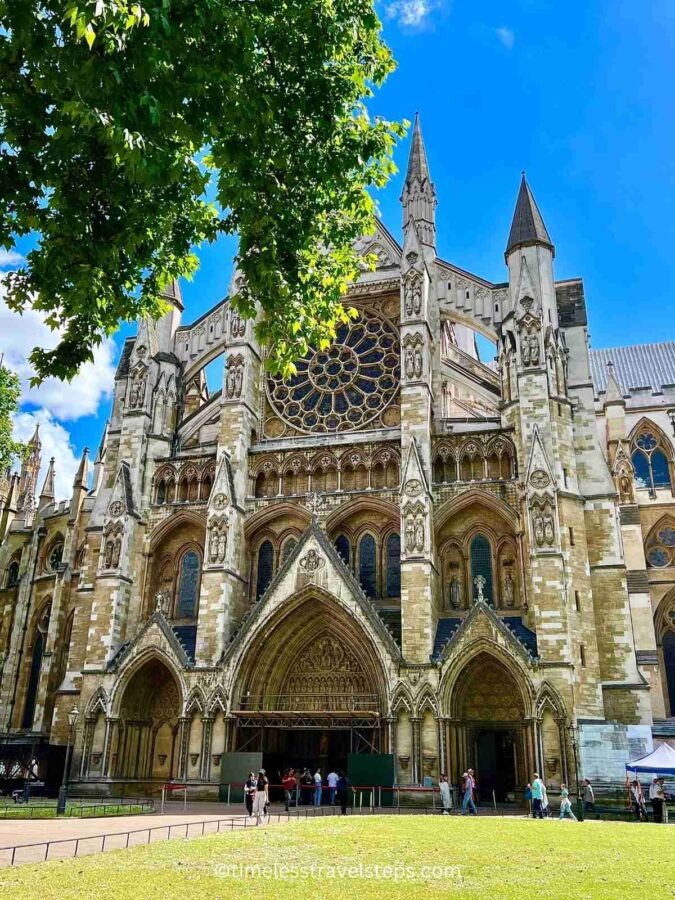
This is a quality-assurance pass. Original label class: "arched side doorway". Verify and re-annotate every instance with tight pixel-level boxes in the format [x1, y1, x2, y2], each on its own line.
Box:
[231, 593, 388, 775]
[446, 652, 535, 803]
[110, 658, 182, 781]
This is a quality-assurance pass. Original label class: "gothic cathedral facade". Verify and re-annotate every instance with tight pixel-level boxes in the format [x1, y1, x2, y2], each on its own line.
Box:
[1, 118, 674, 799]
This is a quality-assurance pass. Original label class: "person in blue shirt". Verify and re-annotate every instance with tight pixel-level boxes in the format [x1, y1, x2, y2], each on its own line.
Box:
[531, 773, 544, 819]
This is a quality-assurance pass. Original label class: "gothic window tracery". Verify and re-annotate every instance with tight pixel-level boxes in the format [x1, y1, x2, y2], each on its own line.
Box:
[22, 603, 51, 729]
[646, 519, 675, 568]
[267, 310, 400, 435]
[45, 540, 64, 573]
[358, 534, 377, 599]
[175, 549, 201, 620]
[6, 554, 20, 587]
[631, 428, 673, 492]
[385, 533, 401, 598]
[256, 540, 274, 599]
[334, 534, 351, 566]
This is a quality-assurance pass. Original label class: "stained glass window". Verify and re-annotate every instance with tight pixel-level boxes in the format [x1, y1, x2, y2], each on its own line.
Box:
[176, 550, 200, 620]
[335, 535, 351, 566]
[664, 631, 675, 717]
[7, 560, 19, 586]
[386, 533, 401, 598]
[631, 430, 672, 491]
[22, 631, 44, 729]
[256, 540, 274, 598]
[359, 534, 377, 598]
[470, 534, 493, 604]
[267, 312, 400, 435]
[49, 542, 64, 571]
[646, 520, 675, 568]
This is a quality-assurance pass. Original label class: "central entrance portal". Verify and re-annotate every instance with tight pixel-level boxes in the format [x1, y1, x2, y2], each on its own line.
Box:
[474, 728, 517, 802]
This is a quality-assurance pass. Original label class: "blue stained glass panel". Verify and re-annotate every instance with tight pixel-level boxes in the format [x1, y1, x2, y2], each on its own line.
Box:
[359, 535, 377, 598]
[470, 534, 493, 604]
[257, 540, 274, 598]
[651, 449, 671, 487]
[177, 550, 200, 620]
[386, 533, 401, 598]
[632, 451, 651, 489]
[335, 535, 351, 566]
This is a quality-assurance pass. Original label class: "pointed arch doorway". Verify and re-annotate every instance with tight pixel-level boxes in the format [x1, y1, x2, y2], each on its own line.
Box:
[447, 652, 535, 803]
[231, 593, 388, 777]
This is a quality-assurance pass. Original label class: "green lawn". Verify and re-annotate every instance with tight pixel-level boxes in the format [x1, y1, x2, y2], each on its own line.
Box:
[0, 816, 670, 899]
[0, 803, 146, 819]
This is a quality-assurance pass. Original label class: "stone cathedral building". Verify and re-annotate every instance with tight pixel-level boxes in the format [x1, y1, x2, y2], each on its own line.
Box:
[1, 118, 674, 800]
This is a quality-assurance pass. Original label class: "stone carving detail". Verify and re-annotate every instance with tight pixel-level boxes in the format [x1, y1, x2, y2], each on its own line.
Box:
[208, 516, 228, 565]
[230, 307, 246, 339]
[282, 636, 369, 709]
[403, 333, 424, 380]
[108, 500, 124, 518]
[127, 360, 148, 410]
[473, 575, 486, 603]
[299, 549, 325, 574]
[502, 572, 515, 608]
[404, 273, 423, 317]
[403, 501, 426, 554]
[529, 469, 550, 489]
[521, 323, 541, 367]
[404, 478, 423, 497]
[154, 589, 171, 615]
[212, 492, 228, 511]
[532, 500, 556, 549]
[449, 574, 463, 610]
[102, 522, 123, 571]
[225, 353, 244, 399]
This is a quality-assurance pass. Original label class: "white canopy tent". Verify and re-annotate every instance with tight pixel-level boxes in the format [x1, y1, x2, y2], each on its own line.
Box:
[625, 742, 675, 775]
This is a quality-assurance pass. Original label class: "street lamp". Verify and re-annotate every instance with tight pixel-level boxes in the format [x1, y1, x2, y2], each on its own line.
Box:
[567, 721, 584, 822]
[57, 706, 79, 816]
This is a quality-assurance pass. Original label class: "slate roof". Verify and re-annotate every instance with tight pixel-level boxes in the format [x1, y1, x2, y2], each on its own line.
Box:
[590, 342, 675, 397]
[506, 175, 553, 256]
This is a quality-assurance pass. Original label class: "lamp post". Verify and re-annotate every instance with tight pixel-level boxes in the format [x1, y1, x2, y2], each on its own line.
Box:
[567, 721, 584, 822]
[57, 706, 79, 816]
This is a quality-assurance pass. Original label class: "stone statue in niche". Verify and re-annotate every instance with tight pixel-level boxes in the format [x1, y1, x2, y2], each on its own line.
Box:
[521, 330, 540, 367]
[502, 572, 515, 608]
[230, 308, 246, 339]
[414, 346, 423, 378]
[534, 513, 545, 547]
[414, 517, 425, 552]
[473, 575, 486, 604]
[449, 574, 462, 610]
[405, 346, 415, 379]
[128, 366, 147, 409]
[405, 517, 416, 554]
[404, 275, 422, 317]
[154, 589, 171, 615]
[618, 473, 633, 503]
[533, 505, 555, 548]
[209, 519, 228, 565]
[543, 511, 555, 546]
[225, 354, 244, 399]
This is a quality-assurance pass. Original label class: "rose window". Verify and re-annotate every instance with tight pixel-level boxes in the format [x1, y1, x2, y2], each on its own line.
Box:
[646, 524, 675, 568]
[267, 311, 400, 433]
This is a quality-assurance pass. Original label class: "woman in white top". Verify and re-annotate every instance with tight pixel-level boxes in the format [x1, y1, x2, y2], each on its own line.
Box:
[253, 769, 269, 823]
[439, 774, 452, 814]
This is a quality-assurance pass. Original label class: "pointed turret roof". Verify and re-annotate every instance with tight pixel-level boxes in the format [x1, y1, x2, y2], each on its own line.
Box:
[405, 113, 432, 186]
[38, 457, 55, 507]
[73, 447, 89, 489]
[28, 422, 41, 450]
[95, 421, 109, 464]
[506, 173, 554, 257]
[603, 361, 625, 405]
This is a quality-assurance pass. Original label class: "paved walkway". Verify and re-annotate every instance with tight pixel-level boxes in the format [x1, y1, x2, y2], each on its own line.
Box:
[0, 801, 524, 867]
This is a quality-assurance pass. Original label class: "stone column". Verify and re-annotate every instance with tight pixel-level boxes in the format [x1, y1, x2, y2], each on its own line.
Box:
[200, 716, 214, 781]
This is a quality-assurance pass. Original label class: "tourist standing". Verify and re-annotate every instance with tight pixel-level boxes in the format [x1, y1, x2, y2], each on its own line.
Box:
[313, 768, 323, 806]
[300, 767, 313, 805]
[630, 779, 647, 821]
[337, 770, 351, 815]
[531, 773, 544, 819]
[282, 768, 296, 812]
[558, 784, 577, 821]
[461, 771, 477, 816]
[582, 779, 595, 815]
[253, 769, 269, 824]
[649, 777, 665, 823]
[439, 773, 452, 814]
[327, 769, 339, 805]
[541, 780, 550, 818]
[244, 771, 256, 817]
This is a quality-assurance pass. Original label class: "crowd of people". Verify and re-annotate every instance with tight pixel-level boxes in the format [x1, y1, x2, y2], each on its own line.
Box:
[243, 765, 670, 823]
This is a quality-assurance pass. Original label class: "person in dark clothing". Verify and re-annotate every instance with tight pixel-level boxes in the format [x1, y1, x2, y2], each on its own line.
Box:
[336, 770, 351, 815]
[244, 771, 256, 816]
[300, 767, 313, 805]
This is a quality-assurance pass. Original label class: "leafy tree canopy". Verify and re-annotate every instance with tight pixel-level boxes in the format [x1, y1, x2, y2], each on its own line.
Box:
[0, 365, 24, 472]
[0, 0, 403, 383]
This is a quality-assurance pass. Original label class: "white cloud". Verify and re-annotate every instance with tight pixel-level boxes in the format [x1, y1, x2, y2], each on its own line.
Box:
[0, 283, 116, 420]
[13, 409, 81, 501]
[494, 26, 515, 49]
[383, 0, 442, 29]
[0, 249, 25, 270]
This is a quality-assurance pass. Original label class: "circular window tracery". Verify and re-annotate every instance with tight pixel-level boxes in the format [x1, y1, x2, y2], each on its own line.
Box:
[267, 310, 400, 434]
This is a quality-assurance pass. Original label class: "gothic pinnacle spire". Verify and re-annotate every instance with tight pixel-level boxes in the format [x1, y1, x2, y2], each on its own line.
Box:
[73, 447, 89, 489]
[505, 173, 554, 259]
[405, 112, 431, 186]
[604, 361, 624, 405]
[39, 457, 55, 508]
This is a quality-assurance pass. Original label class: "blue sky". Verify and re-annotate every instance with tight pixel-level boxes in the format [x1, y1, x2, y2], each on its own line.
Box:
[2, 0, 675, 496]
